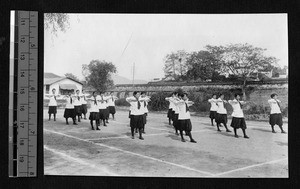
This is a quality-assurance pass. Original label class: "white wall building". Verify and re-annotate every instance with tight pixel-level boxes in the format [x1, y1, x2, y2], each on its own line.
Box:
[44, 73, 83, 96]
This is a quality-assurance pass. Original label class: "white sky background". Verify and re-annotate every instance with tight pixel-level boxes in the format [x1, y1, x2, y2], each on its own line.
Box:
[44, 14, 288, 81]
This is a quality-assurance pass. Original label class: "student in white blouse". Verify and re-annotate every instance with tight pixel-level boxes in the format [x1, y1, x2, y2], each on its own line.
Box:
[80, 89, 88, 120]
[168, 93, 181, 135]
[107, 92, 118, 120]
[63, 92, 77, 125]
[98, 92, 112, 126]
[208, 94, 218, 126]
[229, 94, 249, 138]
[86, 91, 100, 130]
[126, 91, 145, 140]
[165, 92, 178, 125]
[139, 92, 151, 134]
[45, 88, 60, 121]
[175, 93, 196, 143]
[268, 93, 286, 133]
[216, 94, 231, 132]
[73, 89, 82, 123]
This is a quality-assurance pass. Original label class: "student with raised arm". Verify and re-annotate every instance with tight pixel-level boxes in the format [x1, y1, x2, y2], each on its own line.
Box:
[45, 88, 60, 121]
[208, 94, 218, 126]
[139, 91, 151, 134]
[97, 92, 112, 127]
[165, 92, 177, 125]
[229, 94, 249, 138]
[169, 93, 180, 135]
[175, 93, 196, 143]
[268, 93, 286, 133]
[63, 91, 77, 125]
[126, 91, 145, 140]
[73, 89, 82, 123]
[80, 89, 88, 120]
[107, 92, 118, 120]
[86, 91, 100, 130]
[215, 93, 231, 133]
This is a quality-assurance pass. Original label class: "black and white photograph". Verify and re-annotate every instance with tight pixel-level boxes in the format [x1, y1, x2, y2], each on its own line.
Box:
[42, 13, 288, 177]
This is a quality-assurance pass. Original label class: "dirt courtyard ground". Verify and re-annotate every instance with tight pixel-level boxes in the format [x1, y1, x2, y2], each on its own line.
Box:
[44, 108, 288, 177]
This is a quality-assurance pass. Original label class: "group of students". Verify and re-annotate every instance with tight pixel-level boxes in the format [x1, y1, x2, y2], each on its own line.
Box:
[46, 88, 118, 130]
[206, 92, 286, 138]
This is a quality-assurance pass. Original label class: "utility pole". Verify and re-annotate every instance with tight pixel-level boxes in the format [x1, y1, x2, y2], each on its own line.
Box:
[132, 62, 135, 87]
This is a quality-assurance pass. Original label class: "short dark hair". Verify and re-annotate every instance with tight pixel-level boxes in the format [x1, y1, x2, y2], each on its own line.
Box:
[270, 93, 278, 98]
[212, 94, 216, 97]
[141, 91, 146, 95]
[173, 92, 178, 95]
[234, 93, 241, 98]
[92, 91, 97, 95]
[219, 93, 224, 98]
[76, 89, 80, 92]
[99, 91, 104, 95]
[133, 91, 140, 96]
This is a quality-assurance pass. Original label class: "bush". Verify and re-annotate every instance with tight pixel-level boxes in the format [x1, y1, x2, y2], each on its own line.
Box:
[148, 91, 171, 111]
[115, 98, 130, 107]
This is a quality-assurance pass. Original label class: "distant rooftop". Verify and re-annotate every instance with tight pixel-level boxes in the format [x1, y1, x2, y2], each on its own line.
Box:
[44, 72, 62, 78]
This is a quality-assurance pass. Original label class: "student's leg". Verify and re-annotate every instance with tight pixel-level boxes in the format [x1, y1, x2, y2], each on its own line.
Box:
[48, 113, 51, 121]
[112, 113, 115, 120]
[188, 131, 196, 143]
[131, 127, 135, 139]
[73, 117, 77, 125]
[65, 118, 69, 125]
[217, 123, 221, 131]
[103, 119, 107, 126]
[224, 124, 231, 132]
[180, 130, 185, 142]
[139, 128, 144, 140]
[53, 114, 56, 121]
[90, 120, 94, 130]
[242, 129, 249, 138]
[77, 113, 81, 122]
[234, 128, 238, 137]
[271, 125, 276, 133]
[211, 118, 214, 126]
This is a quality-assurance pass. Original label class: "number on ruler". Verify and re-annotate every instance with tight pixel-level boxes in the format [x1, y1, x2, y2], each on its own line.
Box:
[20, 88, 25, 94]
[20, 54, 25, 60]
[20, 122, 25, 128]
[20, 139, 24, 146]
[20, 37, 26, 43]
[20, 71, 25, 77]
[30, 130, 35, 135]
[19, 156, 24, 163]
[20, 105, 25, 111]
[30, 43, 35, 48]
[21, 19, 25, 26]
[30, 172, 34, 176]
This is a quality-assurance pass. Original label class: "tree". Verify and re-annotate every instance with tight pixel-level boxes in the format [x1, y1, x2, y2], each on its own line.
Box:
[163, 50, 188, 81]
[185, 50, 219, 81]
[64, 73, 80, 82]
[44, 13, 70, 35]
[82, 60, 117, 92]
[218, 43, 279, 98]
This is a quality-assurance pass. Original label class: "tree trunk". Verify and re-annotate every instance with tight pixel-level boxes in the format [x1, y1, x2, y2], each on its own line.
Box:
[242, 79, 247, 100]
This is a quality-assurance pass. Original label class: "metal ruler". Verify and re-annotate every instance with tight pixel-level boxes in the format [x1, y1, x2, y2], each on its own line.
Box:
[9, 10, 38, 177]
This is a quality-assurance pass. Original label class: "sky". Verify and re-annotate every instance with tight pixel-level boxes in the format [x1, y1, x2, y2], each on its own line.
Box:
[44, 14, 288, 81]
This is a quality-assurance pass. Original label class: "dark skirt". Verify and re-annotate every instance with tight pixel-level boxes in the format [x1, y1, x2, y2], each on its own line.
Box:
[216, 113, 228, 124]
[109, 106, 116, 114]
[142, 113, 147, 125]
[128, 111, 131, 118]
[64, 108, 76, 119]
[209, 111, 217, 119]
[48, 106, 57, 114]
[230, 117, 247, 129]
[167, 109, 173, 119]
[81, 104, 87, 115]
[104, 108, 109, 119]
[178, 119, 192, 132]
[130, 115, 144, 129]
[173, 113, 179, 130]
[89, 112, 100, 121]
[99, 109, 106, 120]
[269, 113, 283, 126]
[74, 105, 82, 116]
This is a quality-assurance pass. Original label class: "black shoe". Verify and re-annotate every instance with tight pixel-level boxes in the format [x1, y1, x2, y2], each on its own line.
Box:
[244, 135, 249, 139]
[272, 130, 276, 133]
[234, 135, 239, 138]
[106, 121, 109, 123]
[181, 139, 186, 142]
[281, 131, 286, 134]
[142, 131, 145, 134]
[54, 119, 56, 121]
[217, 129, 221, 132]
[139, 137, 144, 140]
[96, 127, 100, 130]
[66, 122, 69, 125]
[84, 117, 87, 120]
[191, 139, 197, 143]
[73, 123, 78, 125]
[78, 119, 81, 122]
[131, 136, 134, 139]
[175, 132, 179, 136]
[226, 129, 232, 132]
[104, 124, 107, 127]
